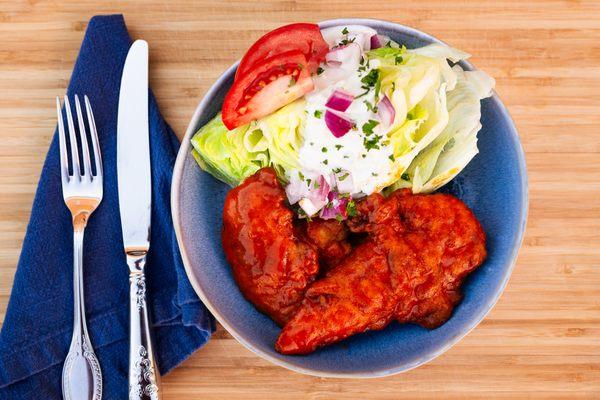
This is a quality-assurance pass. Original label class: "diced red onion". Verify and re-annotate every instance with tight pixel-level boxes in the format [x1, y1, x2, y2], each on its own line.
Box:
[305, 175, 329, 206]
[370, 34, 382, 49]
[325, 110, 354, 138]
[320, 191, 350, 220]
[325, 89, 354, 112]
[377, 95, 396, 128]
[314, 43, 362, 90]
[285, 179, 304, 204]
[370, 34, 391, 49]
[299, 175, 330, 216]
[313, 175, 330, 203]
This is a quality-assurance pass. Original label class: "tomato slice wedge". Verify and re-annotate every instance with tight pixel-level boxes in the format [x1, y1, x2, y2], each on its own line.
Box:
[222, 50, 314, 130]
[235, 23, 328, 80]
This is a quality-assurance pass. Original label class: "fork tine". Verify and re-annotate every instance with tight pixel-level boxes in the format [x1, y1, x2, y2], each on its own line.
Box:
[56, 97, 70, 183]
[63, 96, 80, 177]
[84, 95, 102, 178]
[74, 95, 92, 178]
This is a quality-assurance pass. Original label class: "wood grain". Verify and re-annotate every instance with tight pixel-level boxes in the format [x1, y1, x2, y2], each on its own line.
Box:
[1, 0, 599, 398]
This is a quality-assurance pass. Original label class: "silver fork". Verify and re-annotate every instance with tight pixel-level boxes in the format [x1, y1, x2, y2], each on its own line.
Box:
[57, 95, 103, 400]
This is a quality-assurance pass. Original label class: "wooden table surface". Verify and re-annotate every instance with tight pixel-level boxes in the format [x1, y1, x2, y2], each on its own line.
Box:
[1, 1, 599, 398]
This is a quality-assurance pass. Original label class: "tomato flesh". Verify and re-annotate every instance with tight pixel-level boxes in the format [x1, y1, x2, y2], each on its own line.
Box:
[222, 51, 314, 130]
[235, 23, 328, 80]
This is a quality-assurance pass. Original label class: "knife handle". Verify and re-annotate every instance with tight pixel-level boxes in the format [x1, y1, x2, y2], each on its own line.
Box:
[127, 251, 162, 400]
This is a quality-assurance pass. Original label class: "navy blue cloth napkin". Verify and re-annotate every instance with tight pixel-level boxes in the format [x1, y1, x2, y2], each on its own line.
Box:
[0, 15, 215, 399]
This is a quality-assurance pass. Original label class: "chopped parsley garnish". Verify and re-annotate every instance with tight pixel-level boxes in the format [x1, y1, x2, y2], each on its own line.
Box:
[364, 100, 378, 113]
[388, 154, 395, 162]
[322, 159, 328, 165]
[363, 135, 383, 151]
[321, 147, 328, 153]
[343, 155, 350, 159]
[395, 55, 403, 65]
[342, 27, 349, 34]
[361, 69, 380, 87]
[288, 77, 296, 87]
[335, 214, 344, 223]
[338, 172, 349, 181]
[332, 167, 342, 173]
[361, 154, 367, 158]
[372, 172, 378, 177]
[310, 141, 314, 146]
[338, 37, 355, 46]
[362, 119, 380, 135]
[317, 67, 324, 75]
[314, 110, 323, 118]
[401, 173, 411, 181]
[306, 178, 312, 187]
[355, 69, 380, 99]
[335, 144, 343, 150]
[346, 200, 357, 217]
[314, 180, 320, 189]
[298, 171, 305, 181]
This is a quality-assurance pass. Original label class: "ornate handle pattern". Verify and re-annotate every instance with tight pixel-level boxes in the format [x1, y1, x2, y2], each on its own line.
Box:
[127, 252, 161, 400]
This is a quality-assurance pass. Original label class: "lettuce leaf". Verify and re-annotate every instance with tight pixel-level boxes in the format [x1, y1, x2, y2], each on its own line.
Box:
[191, 114, 268, 187]
[254, 99, 306, 178]
[388, 66, 495, 193]
[191, 99, 306, 186]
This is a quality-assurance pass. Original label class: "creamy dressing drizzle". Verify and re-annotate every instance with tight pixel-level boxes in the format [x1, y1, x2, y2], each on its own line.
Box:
[295, 57, 394, 198]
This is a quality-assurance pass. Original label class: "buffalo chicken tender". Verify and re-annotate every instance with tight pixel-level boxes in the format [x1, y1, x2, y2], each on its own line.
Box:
[276, 189, 486, 354]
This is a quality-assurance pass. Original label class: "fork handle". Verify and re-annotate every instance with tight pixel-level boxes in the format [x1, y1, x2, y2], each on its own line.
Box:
[127, 252, 161, 400]
[62, 228, 103, 400]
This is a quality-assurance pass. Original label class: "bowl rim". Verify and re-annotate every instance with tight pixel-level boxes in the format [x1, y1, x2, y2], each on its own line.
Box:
[171, 17, 529, 378]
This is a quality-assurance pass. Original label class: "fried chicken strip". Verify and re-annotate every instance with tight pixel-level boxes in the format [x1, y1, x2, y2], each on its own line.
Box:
[222, 168, 319, 326]
[276, 189, 486, 354]
[302, 219, 352, 272]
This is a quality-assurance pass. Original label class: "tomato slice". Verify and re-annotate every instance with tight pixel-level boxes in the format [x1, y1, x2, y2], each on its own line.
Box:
[235, 23, 328, 80]
[222, 50, 314, 130]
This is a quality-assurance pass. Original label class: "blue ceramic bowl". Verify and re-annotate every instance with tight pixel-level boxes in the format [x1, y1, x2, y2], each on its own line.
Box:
[172, 18, 528, 377]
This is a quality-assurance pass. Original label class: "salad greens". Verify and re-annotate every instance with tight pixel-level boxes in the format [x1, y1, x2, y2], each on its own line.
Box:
[390, 66, 495, 193]
[364, 43, 493, 192]
[191, 115, 267, 187]
[191, 99, 306, 186]
[191, 37, 494, 196]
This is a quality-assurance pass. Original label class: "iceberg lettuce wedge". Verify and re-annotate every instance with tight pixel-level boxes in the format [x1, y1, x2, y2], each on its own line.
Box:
[389, 67, 495, 193]
[191, 99, 306, 186]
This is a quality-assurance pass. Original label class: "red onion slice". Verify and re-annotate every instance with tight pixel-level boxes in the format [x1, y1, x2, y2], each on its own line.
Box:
[320, 191, 350, 220]
[377, 95, 396, 128]
[325, 89, 354, 112]
[314, 175, 330, 203]
[325, 110, 354, 138]
[370, 34, 391, 49]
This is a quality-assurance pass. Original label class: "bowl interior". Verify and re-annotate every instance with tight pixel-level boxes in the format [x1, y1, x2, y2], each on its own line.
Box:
[173, 19, 527, 377]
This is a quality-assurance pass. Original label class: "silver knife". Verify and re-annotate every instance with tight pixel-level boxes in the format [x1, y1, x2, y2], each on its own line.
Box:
[117, 39, 162, 400]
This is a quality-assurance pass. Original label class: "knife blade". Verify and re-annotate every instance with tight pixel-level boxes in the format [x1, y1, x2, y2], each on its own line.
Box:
[117, 39, 151, 251]
[117, 39, 162, 400]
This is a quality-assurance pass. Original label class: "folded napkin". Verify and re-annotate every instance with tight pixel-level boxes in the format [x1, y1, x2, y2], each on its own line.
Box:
[0, 15, 215, 399]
